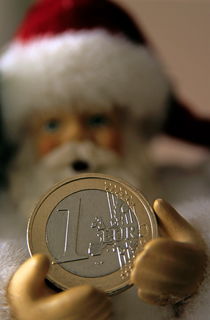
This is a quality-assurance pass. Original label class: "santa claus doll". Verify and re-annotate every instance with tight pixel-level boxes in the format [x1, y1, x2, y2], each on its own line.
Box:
[0, 1, 209, 320]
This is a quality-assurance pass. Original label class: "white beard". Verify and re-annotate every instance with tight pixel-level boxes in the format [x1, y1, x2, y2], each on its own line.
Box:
[8, 139, 156, 220]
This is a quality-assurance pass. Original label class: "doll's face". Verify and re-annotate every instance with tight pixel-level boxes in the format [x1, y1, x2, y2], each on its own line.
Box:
[26, 108, 122, 158]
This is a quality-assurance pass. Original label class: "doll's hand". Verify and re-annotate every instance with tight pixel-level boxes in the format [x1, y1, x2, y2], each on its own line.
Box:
[131, 199, 207, 306]
[7, 255, 112, 320]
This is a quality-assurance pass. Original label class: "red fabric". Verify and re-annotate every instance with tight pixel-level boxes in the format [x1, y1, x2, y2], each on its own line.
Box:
[163, 95, 210, 148]
[15, 0, 145, 44]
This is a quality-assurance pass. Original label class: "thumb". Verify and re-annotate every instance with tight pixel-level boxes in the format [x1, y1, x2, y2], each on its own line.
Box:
[153, 199, 205, 249]
[8, 254, 51, 303]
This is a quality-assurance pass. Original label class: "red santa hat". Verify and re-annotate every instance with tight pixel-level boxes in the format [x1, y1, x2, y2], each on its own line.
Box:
[0, 0, 169, 140]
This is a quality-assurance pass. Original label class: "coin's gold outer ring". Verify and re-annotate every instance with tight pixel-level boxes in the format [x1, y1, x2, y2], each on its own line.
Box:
[27, 173, 158, 295]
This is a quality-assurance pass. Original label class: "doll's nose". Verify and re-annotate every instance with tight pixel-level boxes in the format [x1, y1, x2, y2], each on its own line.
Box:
[71, 160, 90, 172]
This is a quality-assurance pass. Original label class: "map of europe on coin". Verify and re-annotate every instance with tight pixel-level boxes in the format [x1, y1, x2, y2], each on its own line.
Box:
[27, 174, 158, 294]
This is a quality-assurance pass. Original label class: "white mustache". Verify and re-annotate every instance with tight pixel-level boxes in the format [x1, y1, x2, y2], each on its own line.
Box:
[41, 141, 121, 171]
[8, 140, 155, 219]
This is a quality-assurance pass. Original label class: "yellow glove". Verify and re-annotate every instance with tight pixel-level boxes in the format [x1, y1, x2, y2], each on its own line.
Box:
[131, 199, 207, 306]
[7, 254, 112, 320]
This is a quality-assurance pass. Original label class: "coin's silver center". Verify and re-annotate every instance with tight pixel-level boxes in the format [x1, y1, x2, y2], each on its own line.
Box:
[46, 189, 140, 278]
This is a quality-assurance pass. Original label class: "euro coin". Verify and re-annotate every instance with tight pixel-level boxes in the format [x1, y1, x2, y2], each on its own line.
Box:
[27, 173, 158, 295]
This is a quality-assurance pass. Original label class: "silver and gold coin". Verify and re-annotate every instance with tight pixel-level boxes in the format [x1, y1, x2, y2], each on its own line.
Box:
[27, 173, 158, 295]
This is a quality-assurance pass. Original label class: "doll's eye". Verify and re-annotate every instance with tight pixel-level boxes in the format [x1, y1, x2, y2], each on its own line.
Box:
[44, 119, 61, 132]
[87, 115, 111, 128]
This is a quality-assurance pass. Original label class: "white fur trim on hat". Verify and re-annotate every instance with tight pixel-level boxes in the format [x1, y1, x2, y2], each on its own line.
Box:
[0, 30, 169, 139]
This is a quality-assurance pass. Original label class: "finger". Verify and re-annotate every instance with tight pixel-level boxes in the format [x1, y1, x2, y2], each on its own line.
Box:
[97, 309, 113, 320]
[132, 240, 190, 290]
[41, 285, 109, 319]
[73, 290, 111, 320]
[8, 254, 50, 304]
[136, 238, 205, 284]
[153, 199, 204, 248]
[85, 296, 112, 320]
[143, 238, 203, 260]
[137, 288, 181, 306]
[86, 304, 112, 320]
[131, 238, 206, 305]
